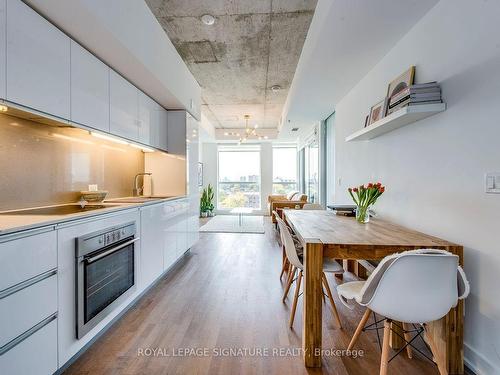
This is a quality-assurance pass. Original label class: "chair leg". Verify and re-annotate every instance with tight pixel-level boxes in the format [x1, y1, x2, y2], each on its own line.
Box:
[280, 257, 289, 280]
[282, 266, 296, 302]
[289, 270, 303, 328]
[380, 319, 392, 375]
[322, 273, 342, 328]
[424, 324, 448, 375]
[402, 322, 413, 359]
[347, 308, 372, 350]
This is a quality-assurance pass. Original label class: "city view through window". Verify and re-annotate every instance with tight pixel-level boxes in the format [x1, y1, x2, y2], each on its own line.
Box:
[218, 149, 261, 209]
[273, 147, 298, 194]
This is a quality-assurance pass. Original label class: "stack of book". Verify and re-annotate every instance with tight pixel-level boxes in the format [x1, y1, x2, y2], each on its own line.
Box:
[387, 82, 442, 115]
[327, 204, 356, 216]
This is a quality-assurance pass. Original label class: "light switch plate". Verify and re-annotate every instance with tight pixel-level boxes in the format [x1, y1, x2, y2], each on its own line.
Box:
[485, 173, 500, 193]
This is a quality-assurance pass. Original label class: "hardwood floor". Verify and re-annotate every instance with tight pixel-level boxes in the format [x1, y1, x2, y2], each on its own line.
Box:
[64, 218, 439, 375]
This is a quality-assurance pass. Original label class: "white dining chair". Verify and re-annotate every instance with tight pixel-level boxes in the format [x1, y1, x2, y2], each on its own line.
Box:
[276, 215, 344, 328]
[302, 203, 323, 210]
[337, 249, 469, 375]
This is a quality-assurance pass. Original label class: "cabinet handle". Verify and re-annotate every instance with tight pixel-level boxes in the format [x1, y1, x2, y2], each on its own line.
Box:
[0, 268, 57, 300]
[0, 313, 57, 356]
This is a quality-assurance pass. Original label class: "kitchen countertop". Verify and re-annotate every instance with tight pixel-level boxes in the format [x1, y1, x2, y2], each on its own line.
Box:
[0, 196, 186, 237]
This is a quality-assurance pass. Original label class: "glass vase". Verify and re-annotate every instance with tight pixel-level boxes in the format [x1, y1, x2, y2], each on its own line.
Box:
[356, 205, 370, 224]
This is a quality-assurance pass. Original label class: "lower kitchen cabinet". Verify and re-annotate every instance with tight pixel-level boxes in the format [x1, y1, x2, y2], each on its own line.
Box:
[140, 203, 166, 289]
[140, 199, 191, 290]
[0, 316, 57, 375]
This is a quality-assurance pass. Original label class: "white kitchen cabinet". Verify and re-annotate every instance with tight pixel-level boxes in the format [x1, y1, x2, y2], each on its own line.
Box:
[186, 113, 200, 248]
[163, 204, 179, 271]
[0, 229, 56, 291]
[139, 204, 165, 289]
[0, 273, 57, 347]
[175, 200, 189, 258]
[70, 41, 110, 132]
[6, 0, 70, 119]
[151, 104, 168, 151]
[167, 110, 187, 156]
[0, 316, 57, 375]
[110, 70, 139, 141]
[0, 0, 6, 99]
[138, 91, 154, 145]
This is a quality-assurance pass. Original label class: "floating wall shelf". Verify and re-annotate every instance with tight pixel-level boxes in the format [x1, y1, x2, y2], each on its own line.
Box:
[345, 103, 446, 142]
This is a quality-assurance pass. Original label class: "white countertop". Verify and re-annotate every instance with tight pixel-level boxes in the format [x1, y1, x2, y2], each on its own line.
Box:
[0, 196, 186, 236]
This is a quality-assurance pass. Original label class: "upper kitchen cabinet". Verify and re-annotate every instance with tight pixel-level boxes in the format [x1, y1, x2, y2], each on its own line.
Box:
[137, 91, 153, 145]
[167, 110, 187, 156]
[139, 92, 168, 151]
[110, 70, 139, 141]
[155, 105, 168, 151]
[6, 0, 70, 119]
[0, 0, 6, 99]
[70, 41, 110, 132]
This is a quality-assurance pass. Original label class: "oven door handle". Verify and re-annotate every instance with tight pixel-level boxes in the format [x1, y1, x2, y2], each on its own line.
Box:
[85, 237, 139, 264]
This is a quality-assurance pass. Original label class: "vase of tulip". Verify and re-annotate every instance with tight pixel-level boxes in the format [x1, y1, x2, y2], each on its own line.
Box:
[348, 183, 385, 224]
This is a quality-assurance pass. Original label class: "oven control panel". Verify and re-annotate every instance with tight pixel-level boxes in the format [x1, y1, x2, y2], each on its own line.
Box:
[76, 222, 136, 257]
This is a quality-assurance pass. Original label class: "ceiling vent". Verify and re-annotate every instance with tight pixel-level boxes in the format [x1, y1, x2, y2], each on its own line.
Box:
[291, 127, 299, 132]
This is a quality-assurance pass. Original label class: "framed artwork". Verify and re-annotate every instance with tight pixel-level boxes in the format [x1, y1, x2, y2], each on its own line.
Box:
[198, 162, 203, 186]
[368, 98, 388, 125]
[387, 66, 415, 98]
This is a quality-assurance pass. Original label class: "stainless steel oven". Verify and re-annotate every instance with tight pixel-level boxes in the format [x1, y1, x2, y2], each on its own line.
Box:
[76, 222, 138, 339]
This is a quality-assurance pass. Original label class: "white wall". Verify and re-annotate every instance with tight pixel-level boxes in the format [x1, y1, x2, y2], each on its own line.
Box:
[333, 1, 500, 372]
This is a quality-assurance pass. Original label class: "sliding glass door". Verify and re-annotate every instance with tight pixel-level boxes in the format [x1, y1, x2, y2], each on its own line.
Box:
[304, 141, 319, 203]
[217, 147, 261, 210]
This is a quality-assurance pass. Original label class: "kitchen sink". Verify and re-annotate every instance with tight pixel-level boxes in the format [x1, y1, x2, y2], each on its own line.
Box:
[105, 196, 172, 204]
[0, 204, 123, 216]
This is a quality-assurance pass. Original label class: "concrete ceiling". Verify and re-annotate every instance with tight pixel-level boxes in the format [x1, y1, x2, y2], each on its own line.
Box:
[146, 0, 317, 129]
[279, 0, 439, 141]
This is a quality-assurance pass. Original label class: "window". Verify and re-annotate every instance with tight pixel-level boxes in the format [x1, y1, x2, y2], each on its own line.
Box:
[218, 147, 261, 209]
[272, 146, 297, 194]
[305, 141, 319, 203]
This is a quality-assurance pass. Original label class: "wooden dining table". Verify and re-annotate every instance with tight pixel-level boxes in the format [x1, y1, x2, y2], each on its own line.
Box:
[283, 210, 464, 374]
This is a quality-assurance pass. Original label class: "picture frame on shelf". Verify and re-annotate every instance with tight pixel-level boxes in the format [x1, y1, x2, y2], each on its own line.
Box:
[387, 66, 415, 98]
[368, 98, 388, 125]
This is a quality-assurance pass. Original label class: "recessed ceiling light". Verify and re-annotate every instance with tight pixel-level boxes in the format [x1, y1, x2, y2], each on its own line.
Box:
[201, 14, 215, 25]
[271, 85, 281, 93]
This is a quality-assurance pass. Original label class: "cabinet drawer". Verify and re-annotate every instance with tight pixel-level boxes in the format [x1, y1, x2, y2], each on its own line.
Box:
[0, 315, 57, 375]
[0, 230, 56, 291]
[0, 273, 57, 347]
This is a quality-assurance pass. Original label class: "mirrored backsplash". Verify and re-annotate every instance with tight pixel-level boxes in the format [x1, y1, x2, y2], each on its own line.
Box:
[0, 113, 144, 211]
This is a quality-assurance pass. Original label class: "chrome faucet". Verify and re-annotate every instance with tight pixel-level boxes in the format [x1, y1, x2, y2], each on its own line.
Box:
[133, 173, 152, 196]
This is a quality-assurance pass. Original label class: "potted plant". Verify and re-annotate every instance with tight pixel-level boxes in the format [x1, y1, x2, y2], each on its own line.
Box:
[206, 184, 215, 216]
[348, 182, 385, 223]
[200, 187, 209, 218]
[200, 184, 215, 218]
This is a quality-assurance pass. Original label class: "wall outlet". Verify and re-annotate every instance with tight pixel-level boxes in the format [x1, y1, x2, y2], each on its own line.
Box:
[485, 173, 500, 193]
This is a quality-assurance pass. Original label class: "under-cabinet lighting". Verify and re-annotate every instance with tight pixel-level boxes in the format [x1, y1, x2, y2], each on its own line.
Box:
[90, 131, 128, 145]
[129, 143, 155, 153]
[0, 105, 8, 112]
